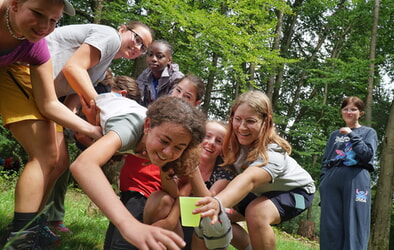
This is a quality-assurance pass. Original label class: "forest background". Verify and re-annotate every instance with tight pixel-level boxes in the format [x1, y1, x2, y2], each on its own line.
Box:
[0, 0, 393, 249]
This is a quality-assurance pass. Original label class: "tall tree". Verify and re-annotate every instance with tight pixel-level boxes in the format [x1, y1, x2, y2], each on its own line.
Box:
[365, 0, 380, 125]
[369, 98, 394, 250]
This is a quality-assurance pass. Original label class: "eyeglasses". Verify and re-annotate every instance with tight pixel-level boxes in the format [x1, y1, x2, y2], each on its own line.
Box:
[129, 29, 147, 54]
[231, 117, 261, 127]
[342, 108, 359, 113]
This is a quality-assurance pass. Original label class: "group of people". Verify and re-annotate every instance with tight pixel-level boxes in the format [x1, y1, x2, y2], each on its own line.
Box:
[0, 0, 378, 250]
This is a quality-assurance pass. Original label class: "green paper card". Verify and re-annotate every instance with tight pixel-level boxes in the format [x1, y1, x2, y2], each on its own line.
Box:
[294, 193, 305, 210]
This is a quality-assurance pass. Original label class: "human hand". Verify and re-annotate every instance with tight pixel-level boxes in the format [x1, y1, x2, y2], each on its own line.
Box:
[121, 222, 185, 250]
[80, 95, 99, 126]
[74, 131, 93, 147]
[91, 125, 103, 140]
[339, 127, 352, 134]
[193, 196, 221, 224]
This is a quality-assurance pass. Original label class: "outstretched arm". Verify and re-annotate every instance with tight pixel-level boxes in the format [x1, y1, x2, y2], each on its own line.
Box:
[193, 166, 271, 224]
[70, 131, 185, 249]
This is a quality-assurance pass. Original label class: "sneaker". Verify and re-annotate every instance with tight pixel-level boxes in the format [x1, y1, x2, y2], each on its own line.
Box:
[48, 221, 73, 235]
[3, 225, 40, 250]
[38, 224, 61, 248]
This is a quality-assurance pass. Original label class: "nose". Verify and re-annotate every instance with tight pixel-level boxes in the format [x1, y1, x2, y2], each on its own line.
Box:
[162, 146, 173, 160]
[149, 55, 157, 62]
[206, 137, 215, 145]
[239, 120, 248, 129]
[37, 18, 52, 32]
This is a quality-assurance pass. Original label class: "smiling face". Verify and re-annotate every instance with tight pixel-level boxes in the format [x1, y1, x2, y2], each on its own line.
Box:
[144, 120, 191, 167]
[200, 122, 226, 162]
[232, 103, 263, 147]
[341, 103, 362, 127]
[170, 79, 200, 106]
[117, 25, 152, 59]
[146, 42, 172, 78]
[11, 0, 64, 42]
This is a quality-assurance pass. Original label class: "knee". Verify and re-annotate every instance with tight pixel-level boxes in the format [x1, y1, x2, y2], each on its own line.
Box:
[245, 206, 276, 228]
[30, 149, 59, 176]
[69, 160, 80, 176]
[149, 191, 175, 209]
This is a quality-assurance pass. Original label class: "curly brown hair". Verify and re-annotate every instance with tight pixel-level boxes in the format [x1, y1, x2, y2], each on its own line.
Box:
[146, 96, 206, 177]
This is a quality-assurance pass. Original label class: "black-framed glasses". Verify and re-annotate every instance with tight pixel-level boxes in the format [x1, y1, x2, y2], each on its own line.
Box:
[129, 29, 147, 54]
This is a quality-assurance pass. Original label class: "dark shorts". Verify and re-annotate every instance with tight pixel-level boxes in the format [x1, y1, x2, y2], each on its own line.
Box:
[235, 188, 314, 222]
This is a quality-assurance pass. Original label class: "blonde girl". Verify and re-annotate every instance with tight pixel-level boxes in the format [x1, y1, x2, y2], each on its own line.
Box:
[194, 90, 315, 250]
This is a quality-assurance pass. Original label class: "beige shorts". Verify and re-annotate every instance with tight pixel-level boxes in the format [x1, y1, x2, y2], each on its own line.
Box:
[0, 64, 62, 132]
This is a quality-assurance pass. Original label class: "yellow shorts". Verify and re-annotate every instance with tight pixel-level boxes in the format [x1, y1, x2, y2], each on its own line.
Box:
[0, 64, 62, 132]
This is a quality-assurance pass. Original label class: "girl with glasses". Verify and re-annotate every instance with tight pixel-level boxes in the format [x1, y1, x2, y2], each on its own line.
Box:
[319, 96, 378, 250]
[193, 90, 316, 250]
[42, 20, 153, 234]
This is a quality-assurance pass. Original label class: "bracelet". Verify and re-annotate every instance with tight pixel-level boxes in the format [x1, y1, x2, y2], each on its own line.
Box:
[213, 196, 224, 214]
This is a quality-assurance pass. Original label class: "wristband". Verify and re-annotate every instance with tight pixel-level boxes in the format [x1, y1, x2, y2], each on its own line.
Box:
[214, 197, 233, 214]
[213, 196, 225, 214]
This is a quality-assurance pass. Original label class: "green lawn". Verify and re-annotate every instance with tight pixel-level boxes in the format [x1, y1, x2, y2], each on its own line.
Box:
[0, 172, 322, 250]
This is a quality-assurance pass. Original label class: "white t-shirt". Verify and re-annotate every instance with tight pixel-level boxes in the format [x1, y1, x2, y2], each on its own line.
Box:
[47, 24, 121, 97]
[95, 93, 147, 152]
[95, 93, 147, 130]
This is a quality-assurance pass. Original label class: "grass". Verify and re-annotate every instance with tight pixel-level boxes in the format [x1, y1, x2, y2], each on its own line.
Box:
[0, 175, 319, 249]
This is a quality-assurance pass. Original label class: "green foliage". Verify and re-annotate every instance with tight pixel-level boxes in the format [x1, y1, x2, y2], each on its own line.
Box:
[0, 121, 27, 166]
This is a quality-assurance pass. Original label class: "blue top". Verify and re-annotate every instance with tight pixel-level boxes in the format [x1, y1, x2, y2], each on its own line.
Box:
[321, 126, 378, 176]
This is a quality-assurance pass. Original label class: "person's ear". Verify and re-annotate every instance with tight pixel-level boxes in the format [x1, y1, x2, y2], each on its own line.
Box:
[10, 0, 19, 11]
[120, 90, 127, 97]
[143, 118, 151, 134]
[359, 111, 365, 118]
[194, 100, 202, 107]
[118, 25, 128, 34]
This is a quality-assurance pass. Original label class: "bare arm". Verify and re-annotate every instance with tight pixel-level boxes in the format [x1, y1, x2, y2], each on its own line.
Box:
[62, 43, 101, 103]
[30, 60, 102, 139]
[70, 132, 185, 249]
[209, 179, 231, 196]
[194, 166, 271, 223]
[63, 93, 80, 113]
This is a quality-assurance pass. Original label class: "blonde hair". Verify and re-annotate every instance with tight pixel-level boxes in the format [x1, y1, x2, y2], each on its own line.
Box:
[222, 90, 291, 167]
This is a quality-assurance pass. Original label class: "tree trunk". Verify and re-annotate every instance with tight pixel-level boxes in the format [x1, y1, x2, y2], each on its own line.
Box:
[368, 99, 394, 250]
[365, 0, 379, 126]
[202, 53, 218, 115]
[131, 55, 147, 79]
[267, 9, 283, 100]
[297, 219, 315, 240]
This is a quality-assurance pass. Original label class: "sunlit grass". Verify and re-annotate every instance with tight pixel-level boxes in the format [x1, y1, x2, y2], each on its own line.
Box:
[1, 174, 319, 249]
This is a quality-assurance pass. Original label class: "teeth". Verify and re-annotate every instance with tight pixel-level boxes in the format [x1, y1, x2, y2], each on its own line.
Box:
[157, 153, 166, 161]
[204, 147, 213, 153]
